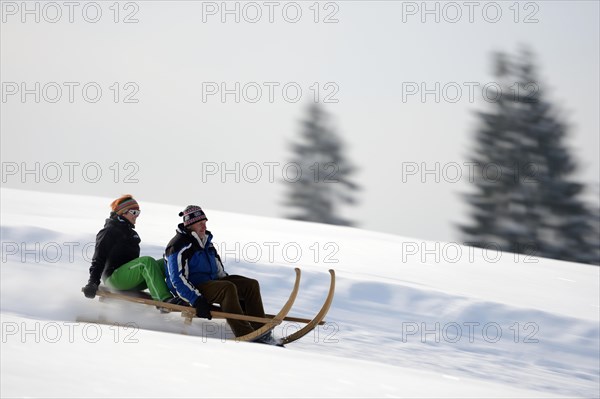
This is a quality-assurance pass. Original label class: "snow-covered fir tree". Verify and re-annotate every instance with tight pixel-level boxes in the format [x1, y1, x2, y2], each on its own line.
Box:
[461, 48, 599, 265]
[283, 104, 359, 226]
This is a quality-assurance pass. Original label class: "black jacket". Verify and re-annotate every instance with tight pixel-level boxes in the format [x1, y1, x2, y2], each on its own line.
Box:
[87, 214, 141, 285]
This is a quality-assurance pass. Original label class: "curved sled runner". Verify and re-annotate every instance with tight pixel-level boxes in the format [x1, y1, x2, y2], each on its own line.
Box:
[280, 269, 336, 344]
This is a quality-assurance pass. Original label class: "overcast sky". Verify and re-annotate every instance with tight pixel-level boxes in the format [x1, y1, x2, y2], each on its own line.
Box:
[1, 0, 598, 243]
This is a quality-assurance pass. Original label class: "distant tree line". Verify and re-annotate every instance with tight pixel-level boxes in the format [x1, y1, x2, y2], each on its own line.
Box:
[281, 48, 599, 266]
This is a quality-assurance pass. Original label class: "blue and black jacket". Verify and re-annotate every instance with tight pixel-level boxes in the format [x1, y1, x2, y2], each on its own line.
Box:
[164, 224, 227, 305]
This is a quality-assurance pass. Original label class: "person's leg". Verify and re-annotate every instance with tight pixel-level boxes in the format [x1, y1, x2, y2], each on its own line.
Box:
[106, 256, 172, 301]
[221, 275, 266, 330]
[197, 280, 254, 337]
[155, 257, 166, 276]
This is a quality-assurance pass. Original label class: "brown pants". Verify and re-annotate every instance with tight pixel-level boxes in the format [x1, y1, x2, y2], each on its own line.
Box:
[196, 275, 266, 337]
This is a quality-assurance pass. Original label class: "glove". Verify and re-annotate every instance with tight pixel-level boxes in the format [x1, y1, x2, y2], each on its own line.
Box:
[193, 296, 212, 320]
[82, 282, 99, 299]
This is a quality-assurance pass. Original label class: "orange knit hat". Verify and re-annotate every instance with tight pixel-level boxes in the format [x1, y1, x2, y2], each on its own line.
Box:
[110, 195, 139, 215]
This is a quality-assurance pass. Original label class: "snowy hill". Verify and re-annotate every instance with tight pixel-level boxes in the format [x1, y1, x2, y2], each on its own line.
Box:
[1, 188, 598, 398]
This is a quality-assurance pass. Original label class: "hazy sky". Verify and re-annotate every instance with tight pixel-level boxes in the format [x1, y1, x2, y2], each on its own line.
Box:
[1, 0, 599, 243]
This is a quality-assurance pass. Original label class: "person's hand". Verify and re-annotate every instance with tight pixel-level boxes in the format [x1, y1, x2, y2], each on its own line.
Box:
[82, 282, 99, 299]
[193, 296, 212, 320]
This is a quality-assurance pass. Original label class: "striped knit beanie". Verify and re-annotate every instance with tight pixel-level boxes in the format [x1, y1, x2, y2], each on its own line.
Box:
[179, 205, 207, 227]
[111, 195, 140, 215]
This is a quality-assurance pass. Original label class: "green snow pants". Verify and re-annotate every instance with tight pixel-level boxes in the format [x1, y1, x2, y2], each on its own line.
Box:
[105, 256, 172, 301]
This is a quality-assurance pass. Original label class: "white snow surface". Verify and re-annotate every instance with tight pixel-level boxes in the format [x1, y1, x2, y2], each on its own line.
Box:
[1, 188, 599, 398]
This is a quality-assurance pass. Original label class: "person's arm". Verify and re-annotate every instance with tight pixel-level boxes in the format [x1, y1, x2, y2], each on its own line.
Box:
[82, 226, 116, 298]
[214, 250, 228, 278]
[166, 244, 203, 305]
[87, 227, 115, 286]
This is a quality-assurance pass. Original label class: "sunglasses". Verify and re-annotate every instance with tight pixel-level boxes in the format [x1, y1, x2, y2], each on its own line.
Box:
[127, 209, 141, 216]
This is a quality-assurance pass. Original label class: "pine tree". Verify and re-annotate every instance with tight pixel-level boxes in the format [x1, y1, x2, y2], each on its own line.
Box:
[283, 104, 359, 226]
[461, 48, 599, 265]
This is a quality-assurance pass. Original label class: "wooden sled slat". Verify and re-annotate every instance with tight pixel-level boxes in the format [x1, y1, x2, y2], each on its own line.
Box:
[94, 287, 278, 325]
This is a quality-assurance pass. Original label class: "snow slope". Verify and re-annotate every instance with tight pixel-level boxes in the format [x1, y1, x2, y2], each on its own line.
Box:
[1, 188, 599, 398]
